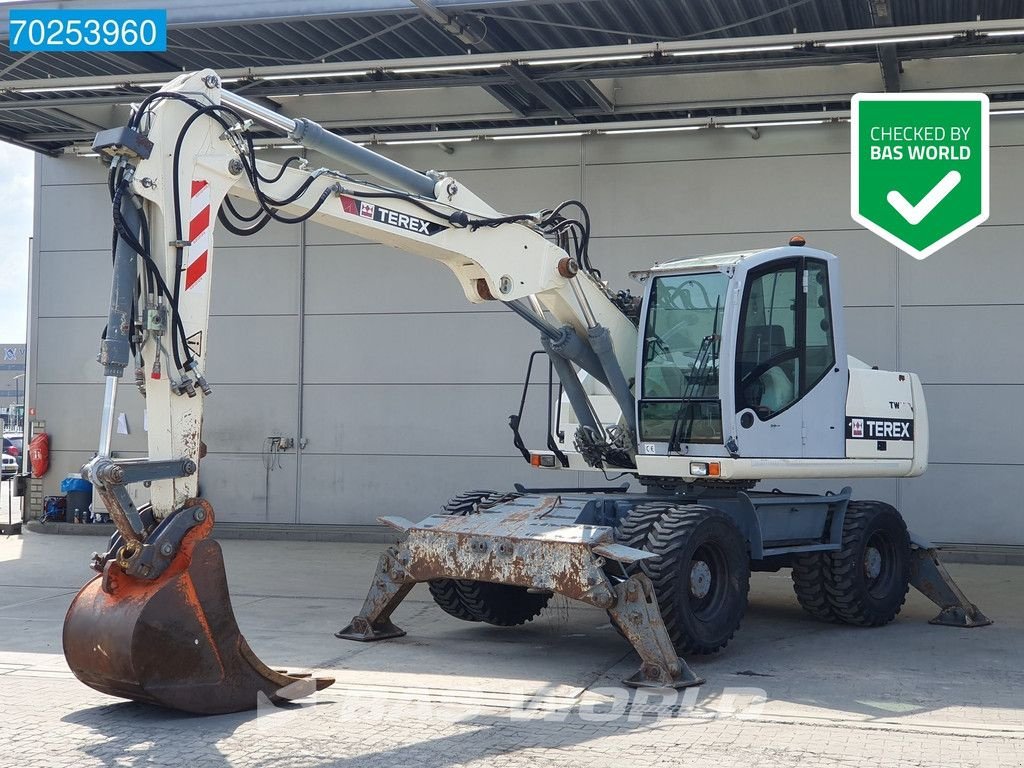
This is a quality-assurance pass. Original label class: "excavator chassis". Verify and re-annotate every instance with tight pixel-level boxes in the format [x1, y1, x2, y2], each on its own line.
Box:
[337, 495, 704, 689]
[64, 499, 333, 714]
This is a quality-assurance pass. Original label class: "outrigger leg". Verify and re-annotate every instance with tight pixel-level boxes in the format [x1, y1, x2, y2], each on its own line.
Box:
[337, 499, 703, 689]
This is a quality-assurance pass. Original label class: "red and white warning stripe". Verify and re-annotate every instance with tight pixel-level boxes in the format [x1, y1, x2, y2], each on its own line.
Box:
[185, 180, 210, 290]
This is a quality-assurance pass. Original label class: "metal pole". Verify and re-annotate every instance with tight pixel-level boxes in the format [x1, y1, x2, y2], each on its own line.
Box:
[12, 373, 24, 432]
[97, 376, 118, 458]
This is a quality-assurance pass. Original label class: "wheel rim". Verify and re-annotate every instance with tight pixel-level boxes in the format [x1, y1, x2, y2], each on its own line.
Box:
[688, 543, 728, 617]
[689, 559, 712, 599]
[864, 530, 898, 599]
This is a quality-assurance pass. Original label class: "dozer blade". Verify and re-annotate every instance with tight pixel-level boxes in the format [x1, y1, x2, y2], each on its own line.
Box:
[339, 496, 704, 689]
[63, 504, 333, 714]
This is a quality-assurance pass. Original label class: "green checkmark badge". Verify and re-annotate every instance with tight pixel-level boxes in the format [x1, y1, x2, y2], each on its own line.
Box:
[851, 93, 989, 260]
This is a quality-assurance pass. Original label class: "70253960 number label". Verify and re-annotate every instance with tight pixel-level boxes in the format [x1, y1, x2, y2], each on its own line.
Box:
[9, 9, 167, 52]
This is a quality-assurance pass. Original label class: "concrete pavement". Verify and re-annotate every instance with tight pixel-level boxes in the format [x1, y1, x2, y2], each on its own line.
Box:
[0, 529, 1021, 767]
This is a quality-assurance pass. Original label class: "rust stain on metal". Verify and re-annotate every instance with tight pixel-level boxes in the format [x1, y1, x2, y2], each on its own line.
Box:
[63, 503, 333, 713]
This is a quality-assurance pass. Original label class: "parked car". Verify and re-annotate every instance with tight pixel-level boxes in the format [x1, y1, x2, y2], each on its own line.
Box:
[3, 433, 22, 457]
[1, 453, 17, 478]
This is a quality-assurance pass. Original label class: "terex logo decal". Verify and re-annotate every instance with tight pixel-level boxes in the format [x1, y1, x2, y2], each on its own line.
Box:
[846, 416, 913, 441]
[340, 194, 445, 236]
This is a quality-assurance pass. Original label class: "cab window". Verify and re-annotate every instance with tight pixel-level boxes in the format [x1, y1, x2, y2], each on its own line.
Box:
[735, 258, 834, 420]
[804, 260, 836, 391]
[736, 263, 800, 419]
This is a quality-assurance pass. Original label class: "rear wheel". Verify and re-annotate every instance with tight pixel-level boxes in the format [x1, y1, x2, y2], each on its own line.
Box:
[621, 504, 750, 656]
[791, 552, 840, 622]
[823, 501, 911, 626]
[427, 490, 550, 626]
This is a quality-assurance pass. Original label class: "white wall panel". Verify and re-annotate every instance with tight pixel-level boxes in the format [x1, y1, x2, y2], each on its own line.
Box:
[584, 152, 851, 237]
[304, 243, 499, 315]
[901, 465, 1024, 545]
[204, 316, 299, 384]
[34, 383, 145, 453]
[209, 246, 300, 316]
[899, 225, 1024, 307]
[38, 184, 111, 252]
[202, 384, 298, 454]
[303, 312, 537, 385]
[301, 383, 549, 457]
[922, 385, 1024, 465]
[31, 123, 1024, 546]
[199, 453, 297, 524]
[37, 250, 110, 318]
[900, 306, 1024, 384]
[296, 454, 579, 525]
[35, 316, 106, 384]
[845, 306, 897, 371]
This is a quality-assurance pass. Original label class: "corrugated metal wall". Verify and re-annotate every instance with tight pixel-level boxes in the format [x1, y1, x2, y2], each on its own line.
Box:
[28, 119, 1024, 544]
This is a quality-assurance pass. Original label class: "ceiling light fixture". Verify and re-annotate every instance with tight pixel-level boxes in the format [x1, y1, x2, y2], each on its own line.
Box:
[492, 131, 584, 141]
[725, 119, 828, 128]
[527, 53, 644, 66]
[260, 70, 369, 81]
[19, 83, 120, 94]
[822, 34, 957, 47]
[382, 137, 474, 145]
[391, 63, 500, 74]
[603, 125, 703, 135]
[981, 29, 1024, 37]
[670, 44, 796, 57]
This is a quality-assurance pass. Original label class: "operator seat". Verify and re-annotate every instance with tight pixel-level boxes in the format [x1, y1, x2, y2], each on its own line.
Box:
[739, 324, 795, 416]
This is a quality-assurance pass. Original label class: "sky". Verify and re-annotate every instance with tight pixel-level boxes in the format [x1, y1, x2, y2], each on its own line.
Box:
[0, 142, 33, 343]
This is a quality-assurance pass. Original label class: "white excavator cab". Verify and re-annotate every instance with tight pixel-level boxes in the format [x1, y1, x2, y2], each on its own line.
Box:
[630, 244, 928, 482]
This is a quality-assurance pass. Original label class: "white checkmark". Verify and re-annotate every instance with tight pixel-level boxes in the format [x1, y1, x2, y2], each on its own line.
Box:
[886, 170, 961, 225]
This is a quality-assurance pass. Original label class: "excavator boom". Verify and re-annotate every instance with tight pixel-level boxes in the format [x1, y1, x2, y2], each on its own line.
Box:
[63, 69, 679, 713]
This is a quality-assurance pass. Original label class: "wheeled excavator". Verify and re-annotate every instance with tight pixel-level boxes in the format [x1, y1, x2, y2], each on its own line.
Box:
[63, 70, 990, 715]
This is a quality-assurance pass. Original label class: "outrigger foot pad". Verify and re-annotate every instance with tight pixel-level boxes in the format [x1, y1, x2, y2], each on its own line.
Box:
[910, 540, 993, 629]
[929, 604, 992, 628]
[336, 616, 407, 641]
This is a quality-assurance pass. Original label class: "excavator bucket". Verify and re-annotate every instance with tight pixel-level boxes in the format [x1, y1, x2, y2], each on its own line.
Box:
[63, 503, 333, 714]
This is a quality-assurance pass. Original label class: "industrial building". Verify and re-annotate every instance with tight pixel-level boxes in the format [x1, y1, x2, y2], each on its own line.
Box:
[4, 0, 1023, 552]
[0, 342, 26, 429]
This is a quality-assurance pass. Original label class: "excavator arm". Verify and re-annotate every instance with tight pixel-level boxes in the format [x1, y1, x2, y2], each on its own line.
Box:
[87, 69, 637, 525]
[64, 70, 698, 714]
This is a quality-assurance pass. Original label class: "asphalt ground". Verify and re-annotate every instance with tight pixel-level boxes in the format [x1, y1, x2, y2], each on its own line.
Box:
[0, 529, 1020, 767]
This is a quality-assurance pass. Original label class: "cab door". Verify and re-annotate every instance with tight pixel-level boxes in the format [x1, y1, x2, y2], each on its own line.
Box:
[732, 257, 844, 459]
[733, 259, 804, 457]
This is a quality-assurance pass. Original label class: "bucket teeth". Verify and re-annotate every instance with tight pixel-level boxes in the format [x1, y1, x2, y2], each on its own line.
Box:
[63, 508, 333, 715]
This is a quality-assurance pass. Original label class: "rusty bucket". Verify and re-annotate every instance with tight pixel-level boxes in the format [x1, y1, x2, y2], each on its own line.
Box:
[63, 506, 333, 714]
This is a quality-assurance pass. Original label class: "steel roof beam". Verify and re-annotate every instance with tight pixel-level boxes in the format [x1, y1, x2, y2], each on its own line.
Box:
[1, 19, 1021, 91]
[868, 0, 901, 92]
[0, 0, 550, 35]
[407, 0, 526, 117]
[503, 63, 575, 121]
[4, 43, 1024, 115]
[574, 80, 613, 114]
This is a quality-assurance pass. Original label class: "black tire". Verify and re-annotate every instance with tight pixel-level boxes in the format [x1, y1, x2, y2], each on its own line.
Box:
[427, 490, 550, 626]
[614, 501, 675, 549]
[823, 500, 911, 626]
[791, 552, 840, 623]
[640, 505, 750, 655]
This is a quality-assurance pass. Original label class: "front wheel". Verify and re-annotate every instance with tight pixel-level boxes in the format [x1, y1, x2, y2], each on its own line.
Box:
[640, 505, 750, 655]
[823, 501, 911, 626]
